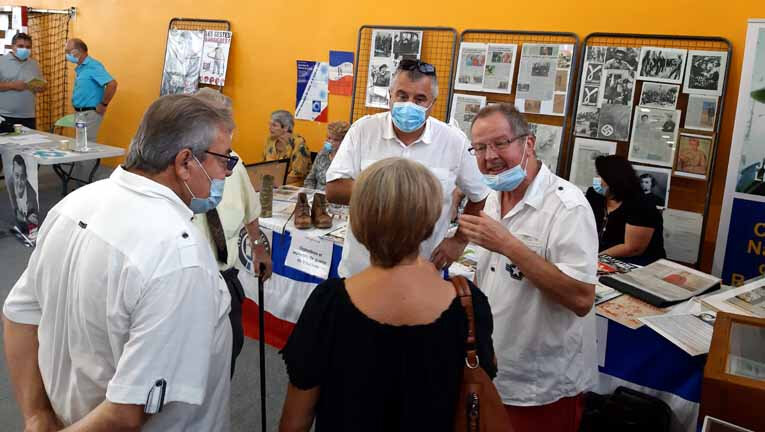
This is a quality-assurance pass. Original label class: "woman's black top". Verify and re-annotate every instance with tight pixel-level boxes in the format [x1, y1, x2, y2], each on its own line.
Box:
[281, 278, 496, 431]
[586, 188, 667, 266]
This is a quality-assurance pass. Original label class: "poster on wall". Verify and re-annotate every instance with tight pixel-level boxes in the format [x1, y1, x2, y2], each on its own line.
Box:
[637, 47, 687, 84]
[515, 43, 573, 116]
[454, 42, 517, 94]
[199, 30, 232, 87]
[365, 29, 423, 108]
[160, 29, 204, 96]
[449, 93, 486, 138]
[713, 19, 765, 283]
[683, 50, 727, 96]
[528, 122, 563, 173]
[2, 151, 39, 246]
[569, 138, 617, 191]
[628, 106, 680, 167]
[295, 60, 329, 122]
[328, 50, 354, 96]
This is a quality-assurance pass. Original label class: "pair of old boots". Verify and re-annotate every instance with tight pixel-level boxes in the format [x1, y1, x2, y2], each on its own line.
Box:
[294, 192, 332, 229]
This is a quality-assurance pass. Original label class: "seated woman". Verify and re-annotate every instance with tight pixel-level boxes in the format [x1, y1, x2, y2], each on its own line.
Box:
[263, 109, 311, 183]
[586, 155, 666, 266]
[303, 120, 350, 191]
[279, 158, 496, 432]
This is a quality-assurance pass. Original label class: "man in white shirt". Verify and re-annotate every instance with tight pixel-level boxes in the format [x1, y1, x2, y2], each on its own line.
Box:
[458, 103, 598, 432]
[326, 59, 489, 276]
[3, 94, 235, 431]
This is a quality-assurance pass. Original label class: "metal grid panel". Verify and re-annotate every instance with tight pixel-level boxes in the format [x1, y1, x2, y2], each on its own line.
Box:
[350, 26, 457, 123]
[568, 33, 732, 267]
[457, 30, 579, 176]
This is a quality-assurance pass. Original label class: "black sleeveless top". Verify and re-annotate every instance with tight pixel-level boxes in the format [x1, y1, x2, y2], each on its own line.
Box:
[281, 278, 496, 431]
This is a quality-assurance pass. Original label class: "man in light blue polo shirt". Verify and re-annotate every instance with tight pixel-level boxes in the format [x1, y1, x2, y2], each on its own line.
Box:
[65, 38, 117, 140]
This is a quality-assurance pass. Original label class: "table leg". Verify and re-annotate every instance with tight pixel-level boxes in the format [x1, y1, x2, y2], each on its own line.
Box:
[52, 163, 74, 196]
[86, 158, 101, 183]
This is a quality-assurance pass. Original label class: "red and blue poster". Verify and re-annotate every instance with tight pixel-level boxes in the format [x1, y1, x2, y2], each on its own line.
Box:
[295, 60, 328, 123]
[328, 50, 354, 96]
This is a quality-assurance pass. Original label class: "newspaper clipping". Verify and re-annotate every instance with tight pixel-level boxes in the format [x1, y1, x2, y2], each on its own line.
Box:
[450, 93, 486, 138]
[484, 43, 517, 94]
[529, 122, 562, 173]
[684, 94, 718, 131]
[569, 138, 617, 191]
[628, 107, 681, 167]
[199, 30, 232, 86]
[455, 42, 488, 92]
[515, 44, 572, 116]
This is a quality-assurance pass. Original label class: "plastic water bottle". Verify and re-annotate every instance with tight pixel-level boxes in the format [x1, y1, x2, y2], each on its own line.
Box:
[75, 112, 88, 151]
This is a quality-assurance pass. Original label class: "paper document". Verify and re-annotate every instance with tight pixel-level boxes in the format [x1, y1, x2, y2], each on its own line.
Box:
[596, 294, 668, 329]
[640, 308, 716, 356]
[703, 277, 765, 318]
[663, 209, 703, 264]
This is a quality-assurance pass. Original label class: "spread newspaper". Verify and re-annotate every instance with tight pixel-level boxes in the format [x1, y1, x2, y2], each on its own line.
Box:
[702, 276, 765, 318]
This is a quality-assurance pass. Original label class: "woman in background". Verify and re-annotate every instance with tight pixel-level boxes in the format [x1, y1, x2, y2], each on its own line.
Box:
[303, 120, 350, 191]
[263, 109, 311, 184]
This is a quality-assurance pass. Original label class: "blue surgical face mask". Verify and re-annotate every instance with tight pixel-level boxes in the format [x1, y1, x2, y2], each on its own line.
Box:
[390, 101, 429, 133]
[323, 141, 333, 152]
[593, 177, 608, 196]
[482, 141, 528, 192]
[185, 156, 225, 214]
[66, 53, 79, 64]
[15, 48, 30, 61]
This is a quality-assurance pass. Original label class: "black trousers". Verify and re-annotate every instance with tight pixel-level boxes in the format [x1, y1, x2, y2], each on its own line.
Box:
[221, 267, 245, 378]
[3, 116, 36, 130]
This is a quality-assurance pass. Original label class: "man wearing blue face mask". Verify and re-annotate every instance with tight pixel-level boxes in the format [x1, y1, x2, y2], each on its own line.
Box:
[65, 38, 118, 141]
[4, 94, 235, 431]
[458, 103, 598, 432]
[0, 33, 45, 129]
[325, 59, 489, 276]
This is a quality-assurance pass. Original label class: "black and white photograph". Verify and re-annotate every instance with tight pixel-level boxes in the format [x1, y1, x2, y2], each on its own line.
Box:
[160, 29, 204, 96]
[585, 62, 603, 83]
[392, 31, 421, 59]
[373, 31, 393, 57]
[575, 106, 600, 138]
[529, 122, 563, 173]
[531, 61, 551, 77]
[683, 50, 727, 96]
[629, 107, 681, 167]
[604, 47, 639, 71]
[2, 151, 40, 241]
[582, 85, 600, 106]
[633, 164, 672, 208]
[639, 82, 679, 109]
[637, 47, 688, 84]
[569, 138, 617, 191]
[599, 69, 635, 106]
[586, 45, 607, 64]
[558, 46, 573, 69]
[597, 103, 632, 141]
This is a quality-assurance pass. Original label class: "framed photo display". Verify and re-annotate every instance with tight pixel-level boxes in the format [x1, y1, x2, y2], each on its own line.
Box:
[684, 50, 728, 96]
[675, 133, 714, 180]
[628, 106, 681, 167]
[637, 47, 688, 84]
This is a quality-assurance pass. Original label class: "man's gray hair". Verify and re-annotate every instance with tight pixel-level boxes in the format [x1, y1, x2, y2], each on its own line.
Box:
[194, 87, 232, 111]
[124, 94, 235, 173]
[391, 68, 439, 100]
[270, 110, 294, 132]
[471, 103, 530, 137]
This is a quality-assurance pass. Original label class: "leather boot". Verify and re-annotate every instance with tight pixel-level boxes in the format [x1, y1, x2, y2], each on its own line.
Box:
[311, 193, 332, 229]
[260, 175, 273, 218]
[294, 192, 312, 229]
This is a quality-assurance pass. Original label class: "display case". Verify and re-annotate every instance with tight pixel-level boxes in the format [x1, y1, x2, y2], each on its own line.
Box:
[700, 312, 765, 431]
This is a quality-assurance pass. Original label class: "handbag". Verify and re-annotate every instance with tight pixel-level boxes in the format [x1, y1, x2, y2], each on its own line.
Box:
[451, 276, 514, 432]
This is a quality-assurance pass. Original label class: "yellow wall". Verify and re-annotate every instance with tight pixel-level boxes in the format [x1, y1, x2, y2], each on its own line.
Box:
[9, 0, 763, 271]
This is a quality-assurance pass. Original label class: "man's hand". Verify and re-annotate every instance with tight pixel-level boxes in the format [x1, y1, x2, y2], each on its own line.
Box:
[430, 235, 468, 270]
[24, 410, 63, 432]
[458, 211, 517, 255]
[253, 244, 273, 281]
[10, 80, 28, 91]
[95, 104, 107, 115]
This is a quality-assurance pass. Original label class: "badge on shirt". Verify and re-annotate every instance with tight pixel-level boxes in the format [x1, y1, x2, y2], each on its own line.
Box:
[506, 263, 524, 281]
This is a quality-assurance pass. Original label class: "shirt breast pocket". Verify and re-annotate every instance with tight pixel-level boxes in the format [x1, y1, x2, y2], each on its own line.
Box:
[430, 167, 455, 197]
[516, 234, 546, 259]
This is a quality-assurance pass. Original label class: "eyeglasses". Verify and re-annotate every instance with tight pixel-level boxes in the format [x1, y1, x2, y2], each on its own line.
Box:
[398, 59, 436, 76]
[468, 134, 528, 155]
[205, 150, 239, 170]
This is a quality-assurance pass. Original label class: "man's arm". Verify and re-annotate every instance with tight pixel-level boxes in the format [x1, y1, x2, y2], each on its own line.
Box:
[601, 224, 654, 258]
[96, 80, 117, 115]
[2, 316, 61, 432]
[459, 211, 595, 317]
[245, 218, 272, 281]
[325, 179, 353, 205]
[0, 80, 28, 91]
[60, 401, 147, 432]
[430, 197, 486, 270]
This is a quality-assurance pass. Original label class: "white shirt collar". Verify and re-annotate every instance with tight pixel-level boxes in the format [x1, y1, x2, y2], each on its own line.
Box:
[111, 166, 193, 220]
[383, 112, 433, 146]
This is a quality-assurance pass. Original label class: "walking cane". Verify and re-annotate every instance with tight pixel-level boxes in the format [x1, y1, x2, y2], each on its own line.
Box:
[258, 263, 267, 431]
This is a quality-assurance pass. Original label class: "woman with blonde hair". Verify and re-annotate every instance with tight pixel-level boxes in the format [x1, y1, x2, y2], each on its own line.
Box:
[280, 158, 496, 431]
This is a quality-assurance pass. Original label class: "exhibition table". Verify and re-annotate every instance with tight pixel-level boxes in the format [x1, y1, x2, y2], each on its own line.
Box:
[238, 228, 704, 432]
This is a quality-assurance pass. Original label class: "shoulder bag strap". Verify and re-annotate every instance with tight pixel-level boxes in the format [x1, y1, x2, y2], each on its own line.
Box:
[451, 276, 480, 369]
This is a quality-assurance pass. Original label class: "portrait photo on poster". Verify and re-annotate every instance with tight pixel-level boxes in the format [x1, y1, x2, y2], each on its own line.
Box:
[629, 106, 681, 167]
[2, 151, 40, 241]
[528, 122, 563, 173]
[637, 47, 688, 84]
[639, 82, 679, 109]
[604, 47, 639, 72]
[683, 50, 727, 96]
[684, 94, 718, 131]
[675, 133, 714, 180]
[633, 164, 672, 208]
[569, 137, 617, 191]
[599, 69, 635, 107]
